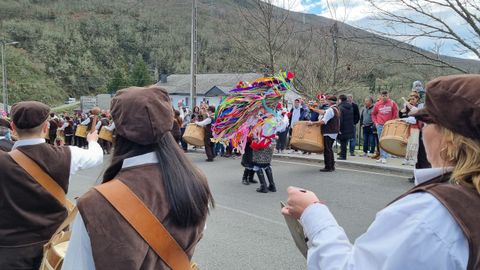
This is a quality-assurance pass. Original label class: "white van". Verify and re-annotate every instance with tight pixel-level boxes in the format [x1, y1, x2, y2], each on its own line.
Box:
[65, 98, 76, 104]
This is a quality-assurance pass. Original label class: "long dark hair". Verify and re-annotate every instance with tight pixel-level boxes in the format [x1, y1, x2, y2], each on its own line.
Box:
[103, 133, 214, 227]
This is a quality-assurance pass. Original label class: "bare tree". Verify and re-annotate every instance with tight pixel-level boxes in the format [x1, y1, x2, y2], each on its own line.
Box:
[231, 0, 298, 75]
[366, 0, 480, 72]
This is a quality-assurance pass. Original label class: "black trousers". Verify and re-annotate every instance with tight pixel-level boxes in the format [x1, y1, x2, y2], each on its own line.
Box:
[339, 139, 349, 159]
[0, 243, 43, 270]
[276, 130, 288, 151]
[205, 140, 215, 161]
[180, 127, 188, 151]
[65, 135, 73, 145]
[323, 136, 335, 170]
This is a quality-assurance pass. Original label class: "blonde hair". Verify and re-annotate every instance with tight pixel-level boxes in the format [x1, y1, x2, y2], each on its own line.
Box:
[439, 127, 480, 194]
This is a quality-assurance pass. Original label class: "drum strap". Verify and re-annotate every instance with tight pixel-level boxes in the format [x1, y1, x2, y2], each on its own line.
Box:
[8, 150, 74, 212]
[95, 179, 192, 270]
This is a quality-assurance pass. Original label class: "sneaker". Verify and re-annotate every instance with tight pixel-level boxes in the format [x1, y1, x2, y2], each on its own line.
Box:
[381, 158, 387, 164]
[350, 152, 355, 156]
[402, 159, 408, 165]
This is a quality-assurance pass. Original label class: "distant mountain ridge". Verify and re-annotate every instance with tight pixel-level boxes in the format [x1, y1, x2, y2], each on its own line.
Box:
[0, 0, 478, 105]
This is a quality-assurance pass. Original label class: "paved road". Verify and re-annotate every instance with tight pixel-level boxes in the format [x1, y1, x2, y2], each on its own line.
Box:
[69, 152, 412, 270]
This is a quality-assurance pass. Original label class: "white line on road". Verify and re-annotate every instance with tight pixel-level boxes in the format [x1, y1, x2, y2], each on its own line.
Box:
[216, 204, 286, 227]
[273, 159, 409, 179]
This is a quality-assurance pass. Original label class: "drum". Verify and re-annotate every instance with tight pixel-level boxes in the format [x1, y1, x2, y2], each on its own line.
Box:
[40, 232, 70, 270]
[75, 125, 88, 138]
[99, 127, 113, 142]
[290, 121, 324, 153]
[379, 119, 409, 157]
[183, 123, 205, 146]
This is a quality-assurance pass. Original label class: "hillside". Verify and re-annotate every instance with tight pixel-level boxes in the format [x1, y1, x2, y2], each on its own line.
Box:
[0, 0, 478, 106]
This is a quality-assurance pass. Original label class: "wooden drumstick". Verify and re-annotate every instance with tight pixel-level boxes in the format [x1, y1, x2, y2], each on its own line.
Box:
[89, 107, 101, 133]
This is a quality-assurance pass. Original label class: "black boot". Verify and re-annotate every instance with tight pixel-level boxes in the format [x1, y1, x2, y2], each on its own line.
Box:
[248, 169, 258, 183]
[265, 167, 276, 192]
[256, 169, 268, 193]
[242, 168, 249, 185]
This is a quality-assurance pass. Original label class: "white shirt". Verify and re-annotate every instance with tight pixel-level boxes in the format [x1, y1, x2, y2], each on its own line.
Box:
[12, 138, 103, 175]
[320, 107, 338, 139]
[300, 167, 468, 270]
[291, 107, 301, 127]
[62, 152, 160, 270]
[104, 122, 115, 131]
[80, 118, 102, 130]
[195, 117, 212, 127]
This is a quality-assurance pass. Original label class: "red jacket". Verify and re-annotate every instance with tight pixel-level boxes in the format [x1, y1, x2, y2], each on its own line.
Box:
[372, 99, 398, 125]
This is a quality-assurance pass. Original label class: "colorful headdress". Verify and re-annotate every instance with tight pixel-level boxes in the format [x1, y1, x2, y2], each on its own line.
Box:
[212, 71, 294, 153]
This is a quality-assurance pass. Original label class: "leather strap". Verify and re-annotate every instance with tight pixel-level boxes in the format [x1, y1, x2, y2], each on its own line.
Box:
[94, 179, 191, 270]
[9, 150, 74, 211]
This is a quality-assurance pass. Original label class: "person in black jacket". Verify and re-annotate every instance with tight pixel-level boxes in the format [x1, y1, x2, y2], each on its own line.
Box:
[347, 94, 360, 156]
[338, 95, 355, 160]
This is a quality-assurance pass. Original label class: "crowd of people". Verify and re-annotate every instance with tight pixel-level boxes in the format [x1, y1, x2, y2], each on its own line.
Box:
[0, 74, 478, 270]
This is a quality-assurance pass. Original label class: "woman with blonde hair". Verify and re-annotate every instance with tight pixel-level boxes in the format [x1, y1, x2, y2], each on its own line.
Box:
[282, 74, 480, 270]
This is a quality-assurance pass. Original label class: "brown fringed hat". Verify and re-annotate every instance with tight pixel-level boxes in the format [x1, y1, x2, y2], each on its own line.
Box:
[410, 74, 480, 140]
[11, 101, 50, 129]
[111, 85, 174, 145]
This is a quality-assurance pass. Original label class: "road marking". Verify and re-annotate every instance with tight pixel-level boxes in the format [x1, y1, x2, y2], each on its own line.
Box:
[273, 159, 409, 179]
[216, 204, 286, 227]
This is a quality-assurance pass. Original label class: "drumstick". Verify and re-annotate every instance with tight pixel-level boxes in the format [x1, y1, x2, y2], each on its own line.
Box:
[89, 107, 101, 133]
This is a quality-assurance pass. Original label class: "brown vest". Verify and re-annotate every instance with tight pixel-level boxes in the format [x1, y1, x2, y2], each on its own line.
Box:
[392, 173, 480, 270]
[78, 164, 206, 270]
[321, 106, 340, 134]
[0, 143, 71, 246]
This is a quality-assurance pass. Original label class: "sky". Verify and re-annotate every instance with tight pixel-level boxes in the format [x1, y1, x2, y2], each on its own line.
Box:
[268, 0, 478, 60]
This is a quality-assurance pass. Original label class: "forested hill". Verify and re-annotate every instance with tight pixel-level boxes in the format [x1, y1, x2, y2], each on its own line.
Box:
[0, 0, 478, 106]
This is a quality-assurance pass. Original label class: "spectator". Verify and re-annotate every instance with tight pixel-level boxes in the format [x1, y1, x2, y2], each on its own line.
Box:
[337, 95, 355, 160]
[289, 98, 307, 134]
[276, 108, 289, 154]
[399, 93, 421, 166]
[178, 101, 190, 153]
[346, 94, 360, 156]
[372, 91, 399, 164]
[172, 110, 182, 145]
[360, 97, 376, 157]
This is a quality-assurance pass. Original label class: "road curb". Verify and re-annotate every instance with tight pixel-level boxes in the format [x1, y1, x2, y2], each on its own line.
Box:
[273, 154, 414, 175]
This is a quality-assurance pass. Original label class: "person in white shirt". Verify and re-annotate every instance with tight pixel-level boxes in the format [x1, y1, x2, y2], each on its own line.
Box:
[0, 101, 103, 269]
[282, 74, 480, 270]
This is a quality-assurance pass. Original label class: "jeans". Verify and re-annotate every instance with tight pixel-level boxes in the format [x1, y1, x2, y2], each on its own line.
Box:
[362, 126, 376, 153]
[276, 130, 288, 151]
[215, 143, 225, 156]
[348, 126, 356, 154]
[376, 124, 388, 159]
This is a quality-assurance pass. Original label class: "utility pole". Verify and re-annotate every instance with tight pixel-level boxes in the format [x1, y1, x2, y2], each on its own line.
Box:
[1, 41, 19, 114]
[190, 0, 198, 110]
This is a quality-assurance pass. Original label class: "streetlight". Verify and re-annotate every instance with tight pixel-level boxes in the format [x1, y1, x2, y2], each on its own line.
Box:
[1, 40, 19, 114]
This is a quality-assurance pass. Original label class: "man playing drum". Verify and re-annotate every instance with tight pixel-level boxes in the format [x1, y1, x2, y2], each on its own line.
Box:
[0, 101, 103, 269]
[308, 96, 340, 172]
